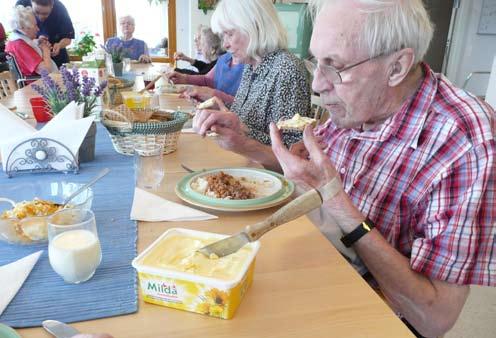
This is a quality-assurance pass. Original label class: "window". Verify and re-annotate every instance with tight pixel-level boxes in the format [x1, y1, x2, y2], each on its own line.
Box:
[114, 0, 169, 57]
[65, 0, 105, 47]
[1, 0, 175, 62]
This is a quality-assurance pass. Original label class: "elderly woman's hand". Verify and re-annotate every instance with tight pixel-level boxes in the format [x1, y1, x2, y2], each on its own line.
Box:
[51, 42, 62, 57]
[174, 52, 194, 64]
[180, 86, 216, 103]
[166, 71, 187, 85]
[138, 54, 152, 63]
[193, 97, 249, 152]
[269, 123, 339, 191]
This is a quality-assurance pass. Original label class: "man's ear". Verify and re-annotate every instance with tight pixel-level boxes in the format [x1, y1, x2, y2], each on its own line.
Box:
[387, 48, 415, 87]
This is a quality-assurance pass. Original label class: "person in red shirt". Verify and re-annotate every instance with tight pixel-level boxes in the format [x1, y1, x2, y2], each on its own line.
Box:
[6, 5, 57, 77]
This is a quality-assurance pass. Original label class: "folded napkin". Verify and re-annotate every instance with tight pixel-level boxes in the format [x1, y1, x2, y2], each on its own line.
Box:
[0, 103, 36, 145]
[0, 101, 94, 171]
[0, 250, 43, 316]
[130, 187, 217, 222]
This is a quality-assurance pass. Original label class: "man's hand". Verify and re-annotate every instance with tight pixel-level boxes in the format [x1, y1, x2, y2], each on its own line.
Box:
[138, 54, 152, 63]
[269, 123, 338, 190]
[180, 86, 216, 103]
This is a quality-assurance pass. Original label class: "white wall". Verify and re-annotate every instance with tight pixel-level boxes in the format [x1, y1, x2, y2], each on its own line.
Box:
[446, 0, 496, 96]
[175, 0, 213, 69]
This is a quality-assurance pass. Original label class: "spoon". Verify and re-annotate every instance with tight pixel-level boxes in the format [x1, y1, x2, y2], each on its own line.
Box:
[61, 168, 110, 208]
[0, 197, 16, 208]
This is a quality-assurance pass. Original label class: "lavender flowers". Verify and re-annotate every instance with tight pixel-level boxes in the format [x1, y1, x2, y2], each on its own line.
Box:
[32, 66, 108, 118]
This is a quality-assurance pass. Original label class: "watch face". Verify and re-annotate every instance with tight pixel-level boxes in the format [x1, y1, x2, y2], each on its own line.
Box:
[362, 222, 372, 231]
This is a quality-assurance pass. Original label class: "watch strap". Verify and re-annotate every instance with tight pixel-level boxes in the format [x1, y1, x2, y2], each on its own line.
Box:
[340, 218, 375, 248]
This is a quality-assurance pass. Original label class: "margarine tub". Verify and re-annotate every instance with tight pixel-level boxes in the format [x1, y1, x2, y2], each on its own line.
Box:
[132, 228, 260, 319]
[121, 91, 152, 109]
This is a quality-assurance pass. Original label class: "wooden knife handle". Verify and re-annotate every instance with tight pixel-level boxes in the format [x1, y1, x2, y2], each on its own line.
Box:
[139, 74, 162, 94]
[244, 189, 323, 241]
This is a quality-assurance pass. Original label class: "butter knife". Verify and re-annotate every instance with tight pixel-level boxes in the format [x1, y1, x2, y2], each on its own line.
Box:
[42, 320, 80, 338]
[198, 176, 342, 258]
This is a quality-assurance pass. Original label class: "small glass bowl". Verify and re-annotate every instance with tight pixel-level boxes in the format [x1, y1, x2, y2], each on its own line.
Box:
[0, 181, 93, 245]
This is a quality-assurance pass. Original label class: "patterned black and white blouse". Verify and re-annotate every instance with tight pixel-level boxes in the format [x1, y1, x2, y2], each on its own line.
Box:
[231, 50, 311, 146]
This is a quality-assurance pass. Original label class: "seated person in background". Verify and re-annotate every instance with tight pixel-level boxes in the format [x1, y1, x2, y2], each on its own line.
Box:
[6, 5, 57, 77]
[209, 0, 496, 337]
[167, 52, 244, 105]
[105, 15, 151, 63]
[0, 22, 8, 71]
[192, 0, 311, 147]
[174, 27, 223, 75]
[156, 37, 168, 50]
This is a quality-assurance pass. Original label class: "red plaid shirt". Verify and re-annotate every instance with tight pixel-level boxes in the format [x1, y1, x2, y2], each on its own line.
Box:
[316, 63, 496, 286]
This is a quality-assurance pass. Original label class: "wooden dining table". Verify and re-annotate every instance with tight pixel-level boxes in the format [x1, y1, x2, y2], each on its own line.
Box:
[5, 64, 414, 337]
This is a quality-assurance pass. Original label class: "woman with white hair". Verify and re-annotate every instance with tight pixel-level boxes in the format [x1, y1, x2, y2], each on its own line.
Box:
[191, 0, 311, 147]
[105, 15, 151, 63]
[175, 26, 224, 75]
[6, 5, 57, 77]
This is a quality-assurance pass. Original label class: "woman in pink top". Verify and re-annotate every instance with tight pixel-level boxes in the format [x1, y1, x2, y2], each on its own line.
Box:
[6, 5, 57, 77]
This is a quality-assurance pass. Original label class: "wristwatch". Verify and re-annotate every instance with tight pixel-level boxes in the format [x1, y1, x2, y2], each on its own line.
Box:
[340, 218, 375, 248]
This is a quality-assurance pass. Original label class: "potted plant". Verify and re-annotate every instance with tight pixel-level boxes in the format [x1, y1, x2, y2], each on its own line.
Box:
[73, 32, 98, 57]
[32, 66, 107, 162]
[106, 44, 126, 76]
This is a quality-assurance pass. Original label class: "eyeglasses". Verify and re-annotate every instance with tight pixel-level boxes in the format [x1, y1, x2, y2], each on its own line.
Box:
[304, 53, 385, 84]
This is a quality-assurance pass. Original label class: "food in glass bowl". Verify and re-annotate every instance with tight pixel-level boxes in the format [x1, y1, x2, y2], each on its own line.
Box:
[0, 182, 93, 245]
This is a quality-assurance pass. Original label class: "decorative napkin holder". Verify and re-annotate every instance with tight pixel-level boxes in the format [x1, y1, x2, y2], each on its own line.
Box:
[4, 137, 78, 178]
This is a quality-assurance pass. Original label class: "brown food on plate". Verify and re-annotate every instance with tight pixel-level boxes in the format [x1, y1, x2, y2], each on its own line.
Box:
[205, 171, 255, 200]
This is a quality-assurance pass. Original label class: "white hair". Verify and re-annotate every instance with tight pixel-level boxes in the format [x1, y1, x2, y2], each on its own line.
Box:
[309, 0, 434, 63]
[200, 27, 223, 61]
[119, 15, 135, 26]
[10, 5, 36, 32]
[211, 0, 287, 62]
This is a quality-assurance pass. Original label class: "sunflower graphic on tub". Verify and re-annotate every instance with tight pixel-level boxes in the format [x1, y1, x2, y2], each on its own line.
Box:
[196, 288, 229, 317]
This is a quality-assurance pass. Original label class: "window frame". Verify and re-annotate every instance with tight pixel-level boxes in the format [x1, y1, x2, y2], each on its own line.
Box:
[71, 0, 176, 62]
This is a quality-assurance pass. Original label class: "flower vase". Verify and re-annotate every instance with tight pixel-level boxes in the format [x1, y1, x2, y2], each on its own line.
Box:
[79, 121, 97, 163]
[113, 62, 123, 76]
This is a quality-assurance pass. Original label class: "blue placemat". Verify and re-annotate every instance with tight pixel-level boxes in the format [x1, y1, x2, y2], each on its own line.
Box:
[0, 123, 138, 328]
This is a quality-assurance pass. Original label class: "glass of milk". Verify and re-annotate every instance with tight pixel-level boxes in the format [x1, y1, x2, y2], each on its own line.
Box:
[134, 143, 164, 190]
[48, 209, 102, 284]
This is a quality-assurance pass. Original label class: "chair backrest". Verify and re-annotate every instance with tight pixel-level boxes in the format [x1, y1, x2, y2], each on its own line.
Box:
[6, 53, 39, 88]
[311, 94, 329, 125]
[6, 53, 22, 82]
[0, 71, 16, 99]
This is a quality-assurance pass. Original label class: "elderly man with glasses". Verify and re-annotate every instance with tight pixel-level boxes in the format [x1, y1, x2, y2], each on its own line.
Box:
[198, 0, 496, 337]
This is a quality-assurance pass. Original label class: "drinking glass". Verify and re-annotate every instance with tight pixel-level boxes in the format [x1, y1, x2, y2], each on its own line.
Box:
[134, 144, 165, 190]
[123, 57, 131, 73]
[48, 209, 102, 284]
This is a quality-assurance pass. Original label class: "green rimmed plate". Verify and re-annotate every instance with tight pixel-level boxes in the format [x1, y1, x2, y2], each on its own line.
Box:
[0, 324, 21, 338]
[175, 168, 294, 212]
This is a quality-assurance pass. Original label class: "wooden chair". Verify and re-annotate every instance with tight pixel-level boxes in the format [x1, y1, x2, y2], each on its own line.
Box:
[311, 94, 329, 125]
[0, 70, 16, 99]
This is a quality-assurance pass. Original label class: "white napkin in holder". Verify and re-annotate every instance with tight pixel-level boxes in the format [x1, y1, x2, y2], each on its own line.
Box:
[0, 102, 94, 177]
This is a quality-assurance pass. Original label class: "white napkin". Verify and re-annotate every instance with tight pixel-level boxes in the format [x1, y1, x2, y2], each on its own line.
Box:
[0, 250, 43, 316]
[0, 102, 94, 171]
[130, 187, 218, 222]
[0, 103, 37, 145]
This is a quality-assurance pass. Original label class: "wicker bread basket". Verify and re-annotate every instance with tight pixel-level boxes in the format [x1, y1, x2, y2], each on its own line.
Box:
[101, 105, 189, 156]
